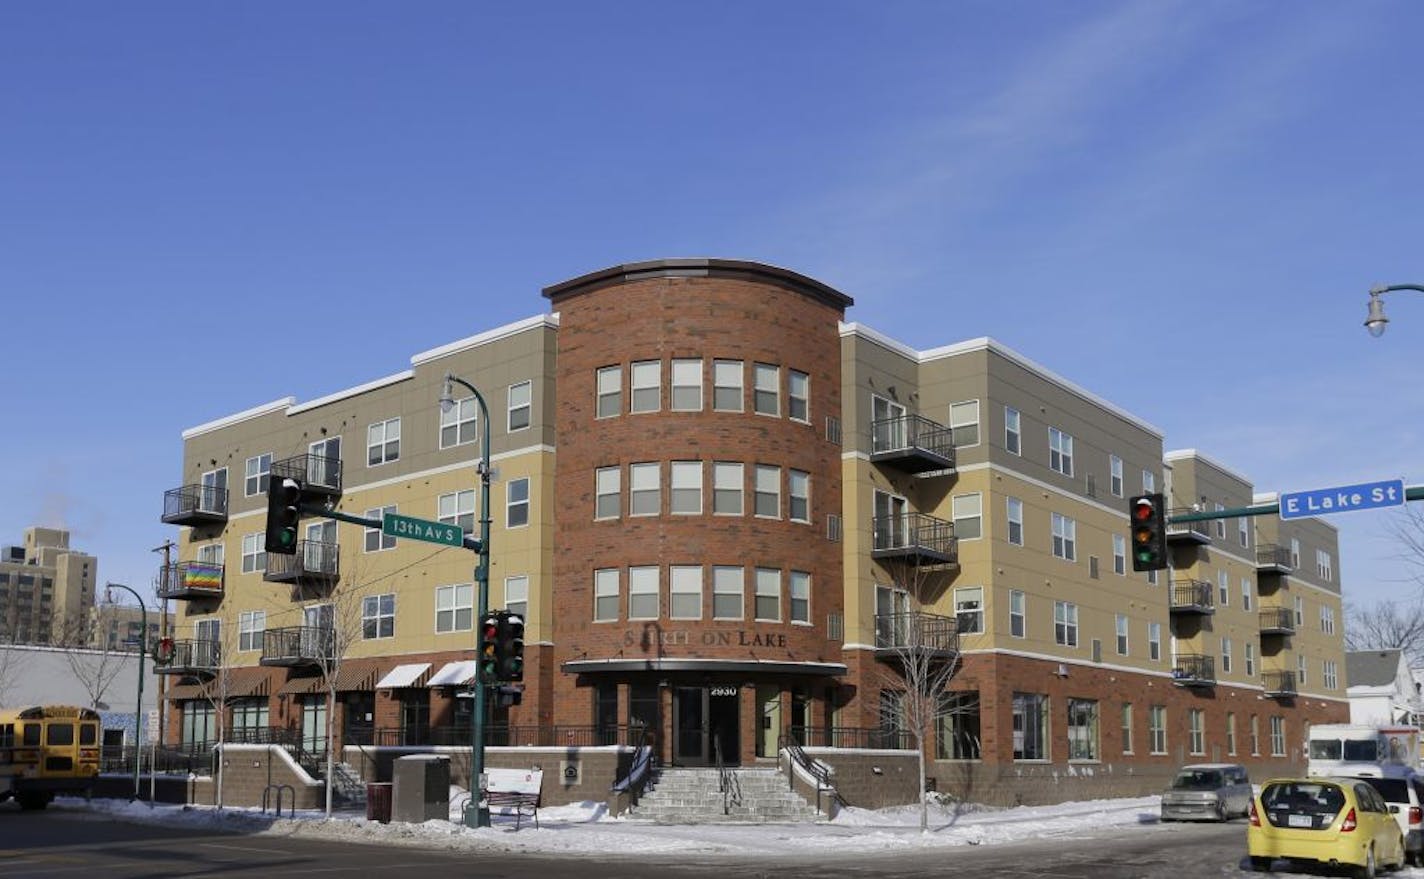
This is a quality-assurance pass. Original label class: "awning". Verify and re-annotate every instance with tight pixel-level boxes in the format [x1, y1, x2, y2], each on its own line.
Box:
[427, 660, 477, 688]
[225, 666, 274, 699]
[375, 662, 431, 689]
[332, 658, 384, 692]
[165, 682, 205, 701]
[277, 673, 324, 695]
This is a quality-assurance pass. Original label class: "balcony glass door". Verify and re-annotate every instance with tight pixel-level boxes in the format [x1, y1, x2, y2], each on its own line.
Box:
[874, 490, 907, 550]
[308, 437, 341, 489]
[872, 396, 906, 451]
[300, 695, 327, 755]
[305, 520, 337, 572]
[200, 467, 227, 513]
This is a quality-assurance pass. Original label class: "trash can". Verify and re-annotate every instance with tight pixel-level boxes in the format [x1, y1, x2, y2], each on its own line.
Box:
[366, 782, 393, 823]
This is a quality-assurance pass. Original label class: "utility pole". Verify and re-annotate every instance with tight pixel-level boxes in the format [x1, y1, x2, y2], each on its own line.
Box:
[151, 541, 175, 764]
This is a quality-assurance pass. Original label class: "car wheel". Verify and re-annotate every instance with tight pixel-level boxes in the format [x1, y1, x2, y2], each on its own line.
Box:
[1249, 856, 1273, 872]
[1354, 845, 1376, 879]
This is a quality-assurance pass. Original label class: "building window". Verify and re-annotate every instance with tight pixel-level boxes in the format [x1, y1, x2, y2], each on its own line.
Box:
[1049, 428, 1074, 476]
[949, 400, 980, 447]
[241, 532, 265, 574]
[1298, 655, 1307, 686]
[1218, 571, 1230, 607]
[1109, 455, 1123, 497]
[1121, 703, 1134, 754]
[363, 593, 395, 639]
[788, 370, 809, 422]
[712, 566, 744, 620]
[952, 493, 982, 540]
[1189, 709, 1205, 755]
[1270, 716, 1286, 757]
[788, 470, 810, 523]
[1149, 705, 1167, 755]
[630, 360, 660, 413]
[628, 566, 659, 620]
[1116, 614, 1129, 655]
[1290, 538, 1301, 568]
[1245, 642, 1255, 677]
[1068, 699, 1099, 761]
[712, 462, 743, 515]
[1006, 497, 1024, 546]
[594, 569, 619, 622]
[365, 505, 397, 551]
[1221, 637, 1233, 674]
[1148, 622, 1161, 661]
[754, 567, 781, 621]
[595, 467, 620, 519]
[1295, 595, 1305, 626]
[1317, 549, 1333, 582]
[1004, 406, 1021, 455]
[435, 583, 473, 633]
[1142, 469, 1155, 494]
[630, 463, 660, 516]
[199, 467, 228, 514]
[754, 465, 780, 518]
[1051, 513, 1077, 561]
[1054, 601, 1078, 647]
[504, 575, 528, 620]
[670, 461, 702, 515]
[1012, 693, 1049, 760]
[1320, 605, 1336, 635]
[670, 358, 703, 412]
[713, 360, 743, 412]
[1214, 502, 1226, 539]
[789, 571, 810, 623]
[1239, 517, 1249, 548]
[238, 610, 265, 652]
[872, 395, 907, 450]
[936, 692, 981, 760]
[441, 396, 479, 447]
[198, 542, 224, 566]
[1112, 534, 1126, 575]
[1009, 589, 1026, 638]
[1250, 715, 1260, 755]
[955, 587, 984, 634]
[669, 565, 702, 620]
[244, 453, 272, 497]
[506, 477, 530, 528]
[596, 366, 622, 419]
[508, 380, 532, 431]
[1226, 713, 1237, 755]
[1242, 577, 1253, 611]
[1323, 660, 1338, 689]
[367, 417, 401, 466]
[438, 490, 475, 533]
[753, 363, 779, 415]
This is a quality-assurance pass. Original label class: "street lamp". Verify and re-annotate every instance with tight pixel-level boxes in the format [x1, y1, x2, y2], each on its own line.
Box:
[438, 373, 492, 829]
[1364, 283, 1424, 337]
[105, 581, 147, 801]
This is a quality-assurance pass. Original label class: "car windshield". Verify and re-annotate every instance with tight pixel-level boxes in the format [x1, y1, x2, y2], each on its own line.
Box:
[1262, 782, 1345, 815]
[1172, 769, 1224, 790]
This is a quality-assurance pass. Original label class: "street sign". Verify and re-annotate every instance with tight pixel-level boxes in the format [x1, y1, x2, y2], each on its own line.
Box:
[1279, 478, 1406, 520]
[382, 511, 464, 547]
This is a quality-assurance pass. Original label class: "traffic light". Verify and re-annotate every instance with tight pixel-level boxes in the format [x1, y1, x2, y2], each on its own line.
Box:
[1129, 493, 1168, 571]
[264, 476, 304, 556]
[479, 612, 503, 683]
[495, 685, 523, 707]
[499, 613, 525, 682]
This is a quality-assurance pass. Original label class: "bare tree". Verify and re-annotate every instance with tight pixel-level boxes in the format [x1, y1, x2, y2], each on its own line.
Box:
[0, 640, 28, 706]
[1391, 504, 1424, 592]
[54, 605, 131, 711]
[310, 550, 373, 818]
[188, 620, 237, 809]
[1345, 598, 1424, 668]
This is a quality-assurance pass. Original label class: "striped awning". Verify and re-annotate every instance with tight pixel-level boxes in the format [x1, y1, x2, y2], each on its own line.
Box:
[276, 673, 324, 696]
[375, 662, 431, 689]
[225, 666, 274, 699]
[427, 660, 477, 688]
[332, 658, 384, 692]
[165, 681, 206, 702]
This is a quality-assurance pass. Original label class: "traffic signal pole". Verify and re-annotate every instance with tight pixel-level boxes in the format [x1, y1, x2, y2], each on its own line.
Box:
[1166, 485, 1424, 525]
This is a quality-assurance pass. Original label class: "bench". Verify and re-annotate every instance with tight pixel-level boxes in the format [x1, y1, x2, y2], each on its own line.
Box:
[485, 768, 543, 830]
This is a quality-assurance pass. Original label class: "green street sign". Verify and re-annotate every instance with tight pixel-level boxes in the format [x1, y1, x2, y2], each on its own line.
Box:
[382, 512, 464, 548]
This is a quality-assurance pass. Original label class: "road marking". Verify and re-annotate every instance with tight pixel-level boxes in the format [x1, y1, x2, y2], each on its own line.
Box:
[197, 842, 292, 855]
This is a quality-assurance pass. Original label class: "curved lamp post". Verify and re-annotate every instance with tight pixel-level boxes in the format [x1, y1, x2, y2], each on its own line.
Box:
[438, 373, 492, 829]
[105, 581, 146, 800]
[1364, 284, 1424, 337]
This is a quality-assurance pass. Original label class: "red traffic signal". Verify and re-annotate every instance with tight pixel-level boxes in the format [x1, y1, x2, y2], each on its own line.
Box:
[479, 612, 502, 683]
[1129, 493, 1168, 572]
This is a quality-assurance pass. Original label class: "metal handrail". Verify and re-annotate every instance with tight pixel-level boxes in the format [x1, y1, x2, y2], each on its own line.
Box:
[355, 723, 649, 748]
[874, 611, 959, 653]
[713, 735, 739, 815]
[785, 725, 915, 750]
[610, 725, 658, 808]
[1169, 580, 1215, 610]
[162, 483, 229, 519]
[1256, 544, 1295, 570]
[870, 414, 955, 463]
[1172, 653, 1216, 683]
[872, 512, 958, 558]
[261, 625, 334, 664]
[155, 561, 225, 599]
[272, 453, 343, 493]
[778, 731, 846, 813]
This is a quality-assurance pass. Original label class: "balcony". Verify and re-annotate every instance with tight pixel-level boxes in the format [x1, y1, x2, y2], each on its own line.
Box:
[161, 484, 228, 526]
[156, 639, 221, 676]
[872, 513, 958, 567]
[869, 415, 956, 474]
[1171, 654, 1216, 688]
[271, 453, 343, 497]
[155, 562, 224, 601]
[259, 626, 333, 667]
[1169, 579, 1215, 615]
[1259, 606, 1296, 636]
[874, 611, 959, 659]
[263, 540, 339, 585]
[1256, 544, 1295, 574]
[1264, 670, 1298, 698]
[1165, 509, 1211, 544]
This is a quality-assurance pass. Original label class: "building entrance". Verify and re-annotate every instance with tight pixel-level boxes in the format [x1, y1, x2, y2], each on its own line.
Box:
[672, 686, 740, 766]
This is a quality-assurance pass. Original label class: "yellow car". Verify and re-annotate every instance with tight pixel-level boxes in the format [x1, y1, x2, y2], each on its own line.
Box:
[1248, 777, 1406, 877]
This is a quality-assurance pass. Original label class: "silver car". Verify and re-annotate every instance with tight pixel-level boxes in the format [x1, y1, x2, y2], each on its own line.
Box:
[1160, 763, 1252, 822]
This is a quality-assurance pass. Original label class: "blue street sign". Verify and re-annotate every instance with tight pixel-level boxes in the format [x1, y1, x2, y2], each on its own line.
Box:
[1279, 479, 1406, 520]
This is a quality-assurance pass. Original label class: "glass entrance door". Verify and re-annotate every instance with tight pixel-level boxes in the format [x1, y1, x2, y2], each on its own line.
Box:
[673, 686, 740, 766]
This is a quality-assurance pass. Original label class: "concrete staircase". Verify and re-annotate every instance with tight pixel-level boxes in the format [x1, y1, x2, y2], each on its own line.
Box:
[326, 760, 368, 809]
[627, 767, 822, 824]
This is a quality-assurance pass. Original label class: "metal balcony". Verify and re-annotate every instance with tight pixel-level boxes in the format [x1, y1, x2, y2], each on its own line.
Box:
[1165, 509, 1211, 544]
[1169, 580, 1215, 615]
[1171, 654, 1216, 688]
[155, 561, 224, 601]
[263, 540, 340, 584]
[1259, 606, 1296, 636]
[869, 415, 956, 474]
[156, 639, 221, 676]
[259, 626, 333, 667]
[1256, 544, 1295, 573]
[271, 453, 343, 497]
[161, 484, 228, 526]
[872, 513, 958, 566]
[1263, 670, 1298, 698]
[873, 611, 959, 659]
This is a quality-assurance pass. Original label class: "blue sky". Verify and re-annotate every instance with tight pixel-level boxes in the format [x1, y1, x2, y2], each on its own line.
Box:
[3, 1, 1421, 612]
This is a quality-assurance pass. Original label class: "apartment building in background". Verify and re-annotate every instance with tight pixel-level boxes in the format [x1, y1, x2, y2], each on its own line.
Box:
[0, 526, 97, 645]
[155, 259, 1349, 803]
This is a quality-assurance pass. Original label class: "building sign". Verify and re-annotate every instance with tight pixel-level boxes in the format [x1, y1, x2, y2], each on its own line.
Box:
[622, 628, 788, 649]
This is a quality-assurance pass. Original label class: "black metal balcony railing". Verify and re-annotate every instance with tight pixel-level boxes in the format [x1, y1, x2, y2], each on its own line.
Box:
[1259, 606, 1296, 636]
[1256, 544, 1295, 573]
[874, 611, 959, 655]
[263, 540, 340, 584]
[786, 726, 916, 751]
[155, 638, 221, 675]
[271, 453, 343, 495]
[161, 484, 229, 526]
[259, 625, 333, 667]
[1171, 654, 1216, 687]
[155, 561, 224, 601]
[1165, 509, 1211, 544]
[1264, 670, 1298, 698]
[1169, 580, 1215, 614]
[869, 414, 956, 474]
[872, 513, 958, 566]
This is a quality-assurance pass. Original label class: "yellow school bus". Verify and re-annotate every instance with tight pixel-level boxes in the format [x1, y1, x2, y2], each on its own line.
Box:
[0, 705, 101, 810]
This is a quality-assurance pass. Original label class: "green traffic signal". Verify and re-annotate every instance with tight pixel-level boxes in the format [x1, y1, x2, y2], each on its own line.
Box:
[264, 477, 304, 556]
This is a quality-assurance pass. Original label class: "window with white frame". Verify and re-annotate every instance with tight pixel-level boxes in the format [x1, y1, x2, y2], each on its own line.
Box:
[1317, 549, 1333, 581]
[1051, 513, 1077, 561]
[438, 489, 475, 533]
[238, 610, 265, 652]
[753, 363, 779, 415]
[712, 566, 743, 620]
[713, 360, 743, 412]
[1054, 600, 1078, 647]
[1189, 709, 1205, 755]
[1320, 605, 1336, 635]
[1049, 428, 1074, 476]
[1323, 659, 1338, 689]
[1297, 654, 1307, 686]
[952, 493, 982, 540]
[367, 417, 401, 466]
[441, 396, 479, 447]
[1067, 699, 1099, 761]
[596, 366, 622, 419]
[195, 618, 221, 652]
[1006, 497, 1024, 546]
[1122, 704, 1134, 754]
[1214, 503, 1226, 539]
[1245, 642, 1255, 677]
[1009, 589, 1026, 638]
[1113, 534, 1126, 575]
[789, 570, 810, 623]
[955, 586, 984, 634]
[1250, 715, 1260, 755]
[1294, 595, 1305, 626]
[1149, 705, 1167, 754]
[504, 575, 528, 621]
[1004, 406, 1021, 455]
[245, 453, 272, 497]
[1116, 614, 1129, 655]
[670, 359, 702, 411]
[1270, 716, 1286, 756]
[669, 565, 702, 619]
[670, 461, 702, 515]
[363, 593, 395, 639]
[1226, 713, 1237, 755]
[754, 465, 780, 518]
[435, 583, 473, 633]
[1148, 622, 1161, 661]
[502, 380, 532, 431]
[755, 567, 781, 621]
[712, 462, 743, 515]
[788, 469, 810, 523]
[630, 360, 660, 413]
[506, 477, 530, 527]
[595, 467, 620, 519]
[364, 505, 397, 552]
[1290, 537, 1301, 568]
[594, 569, 619, 622]
[198, 542, 224, 565]
[1221, 636, 1233, 674]
[1013, 693, 1050, 760]
[949, 400, 980, 447]
[1109, 455, 1123, 497]
[1142, 469, 1155, 494]
[1239, 516, 1249, 548]
[630, 463, 660, 516]
[787, 370, 809, 422]
[241, 532, 266, 574]
[1242, 577, 1253, 611]
[1218, 570, 1230, 606]
[628, 566, 659, 620]
[199, 467, 227, 514]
